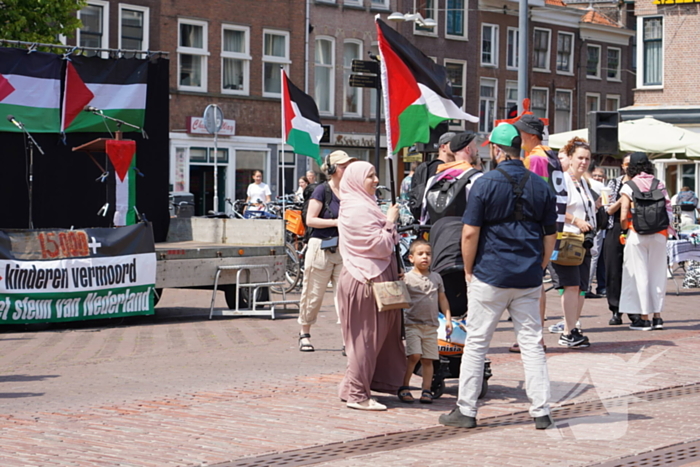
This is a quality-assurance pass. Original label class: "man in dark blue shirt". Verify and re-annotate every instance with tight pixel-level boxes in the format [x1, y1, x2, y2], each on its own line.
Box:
[439, 123, 557, 430]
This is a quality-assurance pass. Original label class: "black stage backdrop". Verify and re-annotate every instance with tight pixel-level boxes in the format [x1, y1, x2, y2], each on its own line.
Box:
[0, 57, 170, 242]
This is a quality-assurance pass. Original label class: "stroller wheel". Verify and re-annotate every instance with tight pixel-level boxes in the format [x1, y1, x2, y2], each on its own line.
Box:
[431, 378, 446, 399]
[478, 378, 488, 399]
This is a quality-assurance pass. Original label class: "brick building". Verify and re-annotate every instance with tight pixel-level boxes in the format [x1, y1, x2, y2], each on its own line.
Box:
[71, 0, 307, 215]
[619, 0, 700, 195]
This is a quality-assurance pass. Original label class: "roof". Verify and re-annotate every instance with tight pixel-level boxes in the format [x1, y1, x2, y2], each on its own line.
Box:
[545, 0, 567, 6]
[581, 10, 620, 27]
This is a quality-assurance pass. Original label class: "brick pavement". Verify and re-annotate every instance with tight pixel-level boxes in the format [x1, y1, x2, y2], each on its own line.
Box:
[0, 280, 698, 466]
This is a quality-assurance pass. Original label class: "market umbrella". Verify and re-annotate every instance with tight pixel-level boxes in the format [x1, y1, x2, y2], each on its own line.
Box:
[548, 116, 700, 158]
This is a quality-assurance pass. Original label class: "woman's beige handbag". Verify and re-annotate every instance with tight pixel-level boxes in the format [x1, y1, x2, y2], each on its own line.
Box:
[371, 280, 411, 312]
[552, 232, 586, 266]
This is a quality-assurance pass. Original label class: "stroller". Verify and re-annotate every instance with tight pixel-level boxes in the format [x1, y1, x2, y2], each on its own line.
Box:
[415, 312, 492, 399]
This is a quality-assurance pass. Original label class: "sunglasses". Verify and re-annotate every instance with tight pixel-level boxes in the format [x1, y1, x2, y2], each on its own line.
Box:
[573, 141, 590, 148]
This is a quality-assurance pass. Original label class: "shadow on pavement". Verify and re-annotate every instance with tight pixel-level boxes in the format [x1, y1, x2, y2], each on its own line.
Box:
[0, 392, 45, 398]
[0, 374, 60, 383]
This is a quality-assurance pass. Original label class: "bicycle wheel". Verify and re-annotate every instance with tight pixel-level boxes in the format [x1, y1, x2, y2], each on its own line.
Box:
[271, 242, 301, 294]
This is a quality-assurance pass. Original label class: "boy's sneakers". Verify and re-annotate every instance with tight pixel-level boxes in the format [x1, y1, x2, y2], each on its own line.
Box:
[548, 320, 581, 334]
[558, 328, 590, 348]
[652, 317, 664, 330]
[630, 319, 653, 331]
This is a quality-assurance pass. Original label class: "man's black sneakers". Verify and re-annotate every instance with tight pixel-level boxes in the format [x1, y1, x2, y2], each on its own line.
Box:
[652, 317, 664, 330]
[558, 328, 590, 348]
[534, 414, 555, 430]
[609, 312, 623, 325]
[630, 319, 652, 331]
[439, 408, 477, 428]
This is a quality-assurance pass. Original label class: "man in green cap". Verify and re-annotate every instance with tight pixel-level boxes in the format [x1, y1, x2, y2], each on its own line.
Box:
[439, 123, 557, 430]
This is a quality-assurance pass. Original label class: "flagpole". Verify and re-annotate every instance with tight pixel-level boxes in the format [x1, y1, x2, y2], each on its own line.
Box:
[280, 67, 286, 222]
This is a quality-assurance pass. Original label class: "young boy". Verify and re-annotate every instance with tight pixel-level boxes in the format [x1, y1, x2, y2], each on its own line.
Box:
[399, 240, 453, 404]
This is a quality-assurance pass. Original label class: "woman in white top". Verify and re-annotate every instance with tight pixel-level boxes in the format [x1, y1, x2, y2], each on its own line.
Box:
[552, 138, 597, 349]
[295, 176, 309, 203]
[245, 170, 271, 211]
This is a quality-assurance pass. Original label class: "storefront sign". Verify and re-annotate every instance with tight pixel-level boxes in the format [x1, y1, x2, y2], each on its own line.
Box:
[186, 116, 236, 135]
[0, 223, 156, 324]
[334, 133, 377, 148]
[653, 0, 699, 4]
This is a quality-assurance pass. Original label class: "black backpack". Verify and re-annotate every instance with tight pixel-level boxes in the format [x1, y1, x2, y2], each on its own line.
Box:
[408, 161, 430, 220]
[301, 182, 333, 238]
[425, 169, 480, 223]
[627, 179, 669, 235]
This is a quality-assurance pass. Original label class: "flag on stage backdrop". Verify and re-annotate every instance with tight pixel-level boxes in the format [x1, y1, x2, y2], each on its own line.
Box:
[375, 18, 478, 155]
[282, 69, 323, 164]
[62, 56, 148, 133]
[106, 139, 137, 226]
[0, 48, 62, 133]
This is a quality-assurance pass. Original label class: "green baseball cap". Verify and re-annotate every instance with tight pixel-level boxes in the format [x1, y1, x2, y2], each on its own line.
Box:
[484, 123, 521, 148]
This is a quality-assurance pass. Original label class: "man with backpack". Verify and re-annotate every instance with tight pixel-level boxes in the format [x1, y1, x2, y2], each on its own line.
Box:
[423, 132, 482, 318]
[619, 152, 674, 331]
[408, 132, 456, 221]
[671, 186, 700, 227]
[439, 123, 556, 430]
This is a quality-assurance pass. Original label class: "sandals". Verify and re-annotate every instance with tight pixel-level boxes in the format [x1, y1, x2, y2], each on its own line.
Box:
[419, 390, 433, 404]
[299, 333, 314, 352]
[397, 386, 414, 403]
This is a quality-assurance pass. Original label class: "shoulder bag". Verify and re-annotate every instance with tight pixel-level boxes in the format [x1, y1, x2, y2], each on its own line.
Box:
[371, 280, 411, 312]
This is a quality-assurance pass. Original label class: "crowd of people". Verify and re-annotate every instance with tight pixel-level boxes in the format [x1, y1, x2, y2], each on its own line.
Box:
[284, 114, 690, 429]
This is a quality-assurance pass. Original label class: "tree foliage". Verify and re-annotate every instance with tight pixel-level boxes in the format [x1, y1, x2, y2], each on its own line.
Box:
[0, 0, 87, 44]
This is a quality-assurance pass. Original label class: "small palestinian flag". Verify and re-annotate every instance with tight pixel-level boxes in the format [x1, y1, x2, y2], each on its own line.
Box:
[0, 48, 62, 133]
[282, 69, 323, 164]
[376, 18, 479, 154]
[62, 56, 148, 133]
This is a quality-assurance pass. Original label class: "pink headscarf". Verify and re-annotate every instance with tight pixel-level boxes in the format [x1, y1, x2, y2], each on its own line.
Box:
[338, 161, 398, 283]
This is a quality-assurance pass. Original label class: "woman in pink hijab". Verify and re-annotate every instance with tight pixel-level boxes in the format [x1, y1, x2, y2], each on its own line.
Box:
[337, 161, 406, 411]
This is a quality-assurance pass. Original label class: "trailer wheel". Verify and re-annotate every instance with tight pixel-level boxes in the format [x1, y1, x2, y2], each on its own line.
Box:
[153, 288, 163, 307]
[224, 285, 269, 309]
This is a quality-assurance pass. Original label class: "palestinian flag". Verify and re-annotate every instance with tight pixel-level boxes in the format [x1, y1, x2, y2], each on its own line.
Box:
[0, 48, 62, 133]
[376, 19, 479, 154]
[62, 56, 147, 133]
[282, 69, 323, 164]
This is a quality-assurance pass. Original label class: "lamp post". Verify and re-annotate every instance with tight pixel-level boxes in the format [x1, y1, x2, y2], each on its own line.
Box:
[517, 0, 529, 114]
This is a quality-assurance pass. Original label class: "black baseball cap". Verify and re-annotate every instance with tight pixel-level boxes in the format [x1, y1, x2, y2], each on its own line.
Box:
[449, 131, 477, 153]
[628, 152, 649, 165]
[513, 114, 545, 139]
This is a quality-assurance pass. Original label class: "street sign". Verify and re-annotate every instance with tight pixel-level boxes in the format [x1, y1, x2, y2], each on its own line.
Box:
[351, 59, 379, 75]
[349, 74, 379, 89]
[203, 104, 223, 135]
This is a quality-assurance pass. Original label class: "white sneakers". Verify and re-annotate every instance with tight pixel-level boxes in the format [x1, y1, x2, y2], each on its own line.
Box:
[347, 398, 387, 411]
[548, 320, 581, 334]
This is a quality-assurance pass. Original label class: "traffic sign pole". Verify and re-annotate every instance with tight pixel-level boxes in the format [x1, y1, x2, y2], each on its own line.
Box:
[203, 104, 224, 213]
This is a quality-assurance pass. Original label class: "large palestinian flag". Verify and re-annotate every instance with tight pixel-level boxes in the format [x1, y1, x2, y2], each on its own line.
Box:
[282, 69, 323, 164]
[62, 56, 147, 133]
[376, 19, 478, 154]
[0, 48, 62, 133]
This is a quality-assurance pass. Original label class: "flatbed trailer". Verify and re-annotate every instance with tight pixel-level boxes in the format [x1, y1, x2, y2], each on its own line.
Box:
[154, 217, 291, 315]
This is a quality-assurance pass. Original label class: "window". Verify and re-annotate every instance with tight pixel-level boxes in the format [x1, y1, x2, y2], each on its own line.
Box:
[554, 90, 572, 133]
[344, 41, 362, 116]
[531, 88, 548, 120]
[221, 26, 250, 94]
[415, 0, 436, 35]
[605, 95, 620, 111]
[641, 17, 663, 86]
[586, 93, 600, 113]
[533, 29, 551, 71]
[505, 81, 518, 118]
[446, 0, 466, 39]
[506, 28, 519, 70]
[119, 4, 148, 55]
[314, 37, 334, 115]
[445, 60, 466, 129]
[78, 1, 109, 56]
[586, 45, 601, 78]
[371, 0, 390, 8]
[178, 19, 208, 92]
[263, 30, 290, 96]
[478, 78, 497, 134]
[606, 47, 621, 81]
[344, 0, 362, 6]
[481, 24, 498, 66]
[556, 32, 574, 74]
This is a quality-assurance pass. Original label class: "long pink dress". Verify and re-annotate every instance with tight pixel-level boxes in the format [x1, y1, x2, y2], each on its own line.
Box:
[337, 257, 406, 403]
